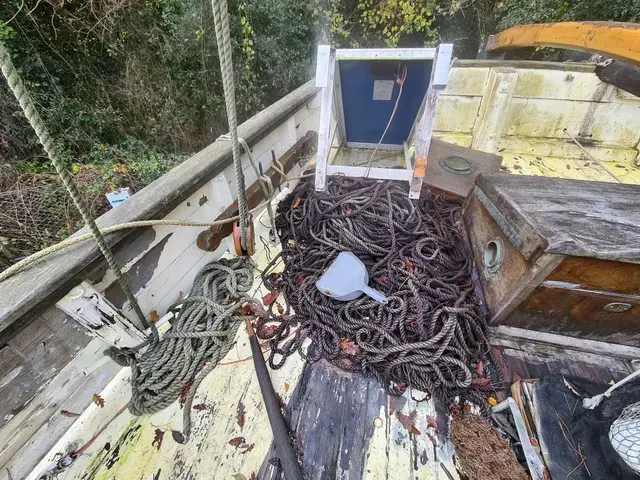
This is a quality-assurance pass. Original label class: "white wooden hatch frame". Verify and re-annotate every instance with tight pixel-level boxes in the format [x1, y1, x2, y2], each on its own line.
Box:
[314, 44, 453, 199]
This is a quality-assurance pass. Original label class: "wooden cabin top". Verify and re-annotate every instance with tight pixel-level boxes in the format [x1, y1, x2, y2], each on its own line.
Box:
[474, 173, 640, 264]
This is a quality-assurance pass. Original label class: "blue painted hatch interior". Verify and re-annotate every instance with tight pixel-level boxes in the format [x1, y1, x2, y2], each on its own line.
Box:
[339, 59, 432, 145]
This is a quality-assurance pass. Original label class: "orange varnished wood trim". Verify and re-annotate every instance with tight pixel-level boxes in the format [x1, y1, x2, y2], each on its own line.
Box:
[487, 22, 640, 67]
[547, 256, 640, 295]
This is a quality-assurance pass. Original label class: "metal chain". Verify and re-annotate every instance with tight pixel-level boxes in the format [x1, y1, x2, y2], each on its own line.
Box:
[0, 40, 149, 329]
[211, 0, 250, 250]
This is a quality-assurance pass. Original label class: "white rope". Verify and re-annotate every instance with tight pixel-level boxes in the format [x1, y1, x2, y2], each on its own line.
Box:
[0, 198, 274, 284]
[0, 39, 148, 327]
[211, 0, 250, 250]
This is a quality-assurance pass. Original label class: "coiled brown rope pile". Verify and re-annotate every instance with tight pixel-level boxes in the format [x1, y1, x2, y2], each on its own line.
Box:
[257, 177, 496, 413]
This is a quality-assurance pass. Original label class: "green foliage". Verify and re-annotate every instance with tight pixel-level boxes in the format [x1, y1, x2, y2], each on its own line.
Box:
[358, 0, 438, 47]
[0, 0, 315, 173]
[311, 0, 443, 48]
[496, 0, 640, 31]
[2, 0, 640, 181]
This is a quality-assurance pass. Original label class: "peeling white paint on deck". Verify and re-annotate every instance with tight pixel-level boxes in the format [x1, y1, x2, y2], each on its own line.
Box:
[27, 201, 455, 480]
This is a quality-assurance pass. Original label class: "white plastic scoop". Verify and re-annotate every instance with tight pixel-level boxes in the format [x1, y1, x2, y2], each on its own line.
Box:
[316, 251, 389, 304]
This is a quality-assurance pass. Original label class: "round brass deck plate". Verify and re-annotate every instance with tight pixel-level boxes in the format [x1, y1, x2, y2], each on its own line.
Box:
[439, 156, 476, 175]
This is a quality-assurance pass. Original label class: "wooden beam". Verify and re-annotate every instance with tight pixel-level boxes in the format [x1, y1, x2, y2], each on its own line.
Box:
[411, 44, 453, 199]
[487, 22, 640, 67]
[314, 47, 336, 192]
[56, 282, 147, 347]
[471, 68, 518, 153]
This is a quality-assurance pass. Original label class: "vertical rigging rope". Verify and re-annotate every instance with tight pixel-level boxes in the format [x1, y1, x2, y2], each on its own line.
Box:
[0, 40, 150, 329]
[211, 0, 251, 250]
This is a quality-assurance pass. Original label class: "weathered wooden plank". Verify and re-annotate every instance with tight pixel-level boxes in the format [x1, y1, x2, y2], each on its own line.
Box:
[503, 97, 640, 146]
[601, 157, 640, 184]
[506, 284, 640, 345]
[425, 138, 502, 197]
[547, 256, 640, 294]
[433, 96, 482, 133]
[314, 48, 336, 192]
[497, 138, 638, 164]
[0, 308, 90, 431]
[472, 68, 518, 154]
[499, 153, 620, 182]
[442, 67, 489, 97]
[0, 336, 119, 480]
[456, 59, 597, 73]
[490, 325, 640, 360]
[463, 193, 537, 310]
[475, 173, 640, 263]
[493, 341, 635, 385]
[513, 69, 614, 101]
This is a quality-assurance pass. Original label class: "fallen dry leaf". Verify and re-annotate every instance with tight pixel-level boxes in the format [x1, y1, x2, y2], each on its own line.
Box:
[152, 428, 164, 450]
[150, 310, 160, 323]
[339, 338, 359, 355]
[193, 403, 212, 411]
[171, 430, 186, 444]
[405, 260, 415, 274]
[284, 382, 290, 393]
[258, 323, 279, 338]
[237, 304, 253, 315]
[92, 393, 105, 408]
[248, 302, 269, 319]
[276, 302, 285, 315]
[240, 443, 255, 454]
[395, 411, 421, 435]
[563, 376, 581, 396]
[60, 410, 81, 418]
[262, 291, 279, 307]
[292, 197, 302, 209]
[229, 437, 246, 448]
[178, 382, 191, 407]
[426, 414, 439, 433]
[237, 401, 246, 430]
[472, 378, 491, 387]
[250, 473, 257, 480]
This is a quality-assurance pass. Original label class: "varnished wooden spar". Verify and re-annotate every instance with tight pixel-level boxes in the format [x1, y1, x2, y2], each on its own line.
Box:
[486, 22, 640, 67]
[245, 318, 304, 480]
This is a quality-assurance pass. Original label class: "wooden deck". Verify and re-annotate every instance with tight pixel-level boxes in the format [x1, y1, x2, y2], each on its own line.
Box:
[27, 196, 458, 480]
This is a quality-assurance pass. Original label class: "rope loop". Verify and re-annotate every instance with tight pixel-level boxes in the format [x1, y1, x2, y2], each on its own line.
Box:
[106, 257, 254, 438]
